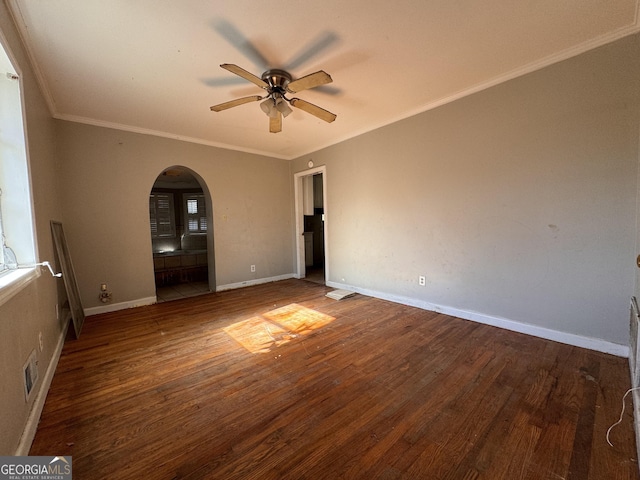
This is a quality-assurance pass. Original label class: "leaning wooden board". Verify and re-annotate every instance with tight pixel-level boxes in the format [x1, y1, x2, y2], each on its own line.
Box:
[51, 221, 85, 338]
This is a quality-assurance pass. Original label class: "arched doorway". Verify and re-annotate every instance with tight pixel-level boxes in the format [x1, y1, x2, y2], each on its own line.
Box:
[149, 166, 215, 301]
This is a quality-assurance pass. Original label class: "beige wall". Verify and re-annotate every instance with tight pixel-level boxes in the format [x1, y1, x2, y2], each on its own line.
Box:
[54, 121, 294, 309]
[0, 2, 66, 455]
[293, 34, 640, 347]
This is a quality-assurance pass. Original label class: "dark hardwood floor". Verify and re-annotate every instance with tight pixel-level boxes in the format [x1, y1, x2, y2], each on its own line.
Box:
[30, 279, 638, 479]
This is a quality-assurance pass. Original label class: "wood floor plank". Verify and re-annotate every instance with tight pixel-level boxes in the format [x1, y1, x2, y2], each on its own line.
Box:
[29, 279, 638, 479]
[590, 352, 639, 480]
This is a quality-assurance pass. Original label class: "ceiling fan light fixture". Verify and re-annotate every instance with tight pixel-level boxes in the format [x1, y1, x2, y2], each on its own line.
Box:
[260, 98, 279, 118]
[276, 98, 293, 118]
[260, 98, 272, 115]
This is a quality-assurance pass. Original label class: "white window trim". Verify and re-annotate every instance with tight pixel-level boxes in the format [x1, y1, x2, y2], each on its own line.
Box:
[0, 30, 39, 306]
[0, 268, 38, 306]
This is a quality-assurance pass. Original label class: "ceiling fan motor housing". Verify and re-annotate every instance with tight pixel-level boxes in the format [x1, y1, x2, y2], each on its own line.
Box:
[262, 69, 292, 95]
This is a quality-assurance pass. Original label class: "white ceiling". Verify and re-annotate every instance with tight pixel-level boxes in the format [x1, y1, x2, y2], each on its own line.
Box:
[6, 0, 640, 160]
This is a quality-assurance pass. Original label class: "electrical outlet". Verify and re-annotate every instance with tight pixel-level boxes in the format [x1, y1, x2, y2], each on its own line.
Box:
[250, 265, 256, 273]
[99, 291, 113, 303]
[419, 275, 426, 286]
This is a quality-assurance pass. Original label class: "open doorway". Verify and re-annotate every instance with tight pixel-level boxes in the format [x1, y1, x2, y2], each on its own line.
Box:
[149, 166, 215, 302]
[294, 166, 327, 284]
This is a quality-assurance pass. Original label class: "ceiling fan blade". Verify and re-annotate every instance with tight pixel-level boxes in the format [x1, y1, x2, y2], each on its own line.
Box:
[284, 31, 339, 71]
[211, 19, 270, 70]
[287, 71, 333, 93]
[202, 76, 247, 87]
[220, 64, 268, 90]
[269, 111, 282, 133]
[315, 85, 342, 96]
[210, 95, 263, 112]
[290, 98, 336, 123]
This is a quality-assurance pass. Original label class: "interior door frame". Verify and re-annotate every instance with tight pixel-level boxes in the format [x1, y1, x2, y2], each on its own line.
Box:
[294, 165, 328, 281]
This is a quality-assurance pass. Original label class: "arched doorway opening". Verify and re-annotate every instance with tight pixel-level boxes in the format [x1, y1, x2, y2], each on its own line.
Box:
[149, 166, 215, 301]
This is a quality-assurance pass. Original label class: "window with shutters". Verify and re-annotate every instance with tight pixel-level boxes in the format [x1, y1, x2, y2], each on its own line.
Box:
[184, 194, 206, 234]
[149, 193, 176, 238]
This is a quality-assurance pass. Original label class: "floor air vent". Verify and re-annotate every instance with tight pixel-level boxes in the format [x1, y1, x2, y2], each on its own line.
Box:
[23, 349, 38, 402]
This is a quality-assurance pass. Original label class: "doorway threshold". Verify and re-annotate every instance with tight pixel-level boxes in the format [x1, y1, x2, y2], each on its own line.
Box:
[156, 281, 210, 303]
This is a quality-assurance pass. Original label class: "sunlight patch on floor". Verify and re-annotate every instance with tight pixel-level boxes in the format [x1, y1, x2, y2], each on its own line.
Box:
[223, 303, 335, 354]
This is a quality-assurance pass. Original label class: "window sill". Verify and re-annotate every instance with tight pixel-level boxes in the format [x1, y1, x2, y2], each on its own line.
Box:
[0, 268, 38, 307]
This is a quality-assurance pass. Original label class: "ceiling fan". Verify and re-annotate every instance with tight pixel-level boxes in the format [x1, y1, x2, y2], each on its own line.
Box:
[210, 64, 337, 133]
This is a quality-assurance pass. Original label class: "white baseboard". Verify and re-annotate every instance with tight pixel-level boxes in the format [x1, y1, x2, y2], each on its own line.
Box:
[634, 389, 640, 475]
[84, 296, 157, 316]
[83, 274, 298, 316]
[81, 277, 628, 356]
[216, 274, 295, 292]
[326, 281, 628, 357]
[15, 317, 70, 456]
